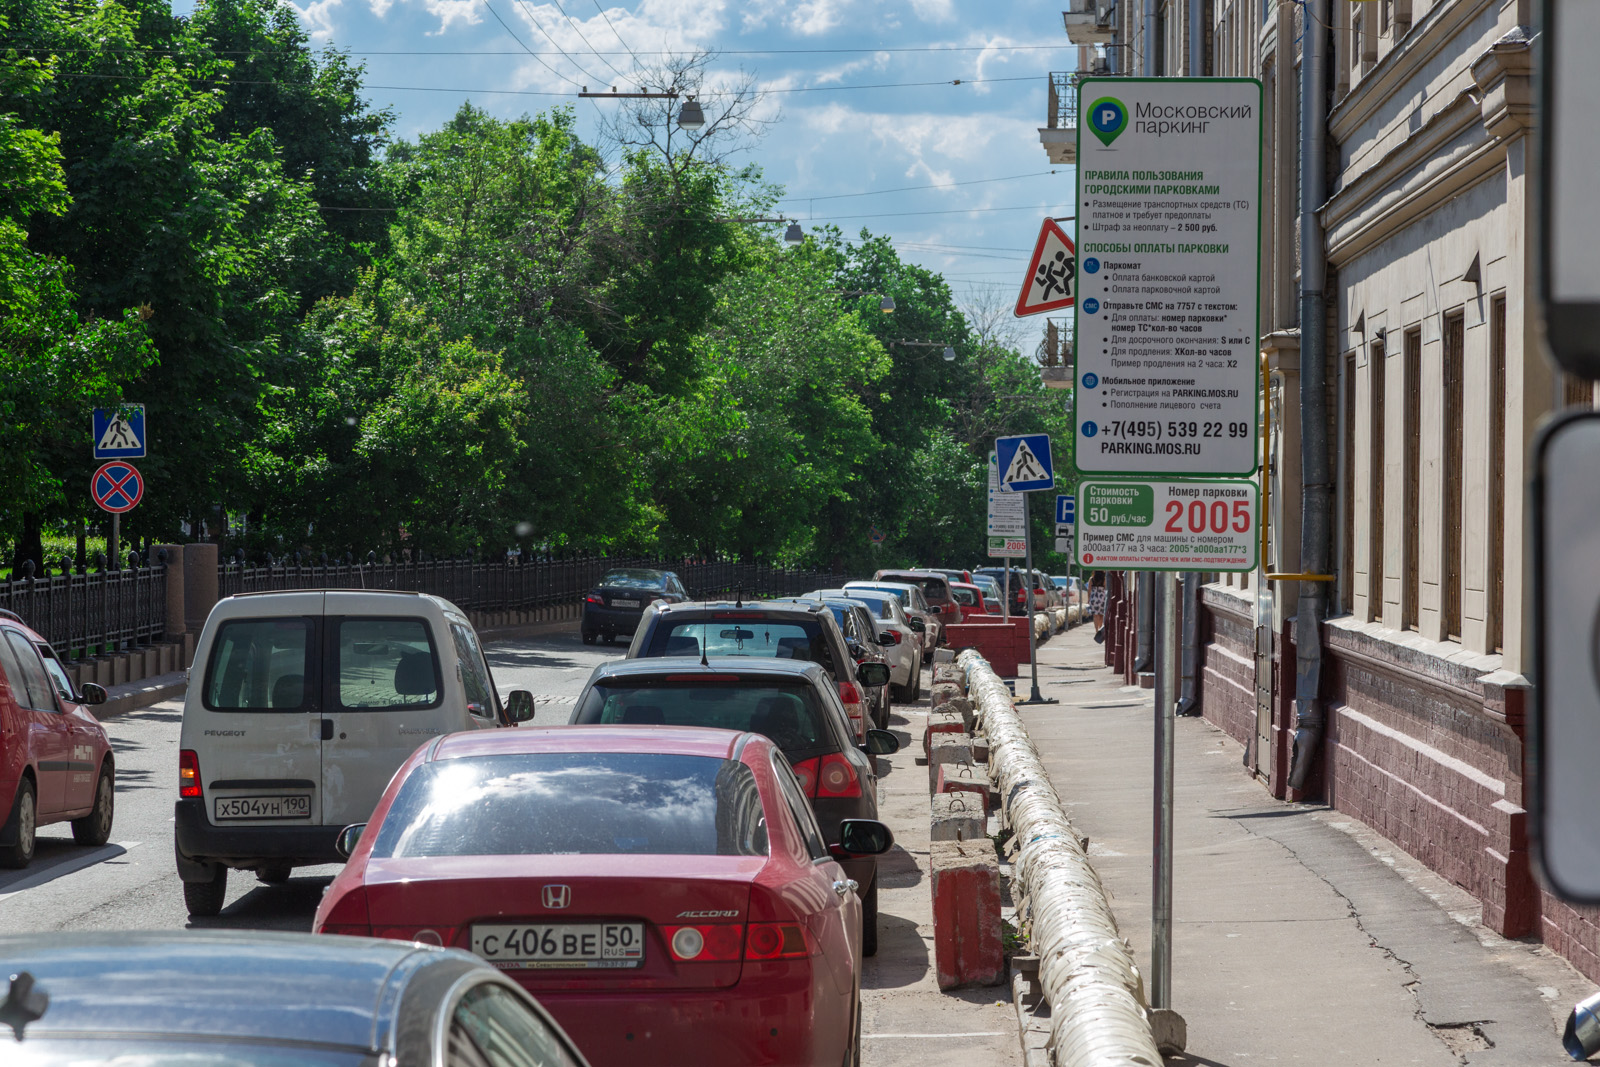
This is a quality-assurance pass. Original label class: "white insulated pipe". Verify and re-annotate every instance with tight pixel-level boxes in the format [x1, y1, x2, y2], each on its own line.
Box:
[958, 650, 1162, 1067]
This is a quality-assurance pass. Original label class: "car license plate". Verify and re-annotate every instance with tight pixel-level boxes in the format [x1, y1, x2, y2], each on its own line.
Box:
[471, 923, 645, 969]
[214, 795, 311, 820]
[610, 598, 640, 608]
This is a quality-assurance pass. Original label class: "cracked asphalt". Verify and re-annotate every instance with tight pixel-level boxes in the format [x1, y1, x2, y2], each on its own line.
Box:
[1016, 626, 1592, 1066]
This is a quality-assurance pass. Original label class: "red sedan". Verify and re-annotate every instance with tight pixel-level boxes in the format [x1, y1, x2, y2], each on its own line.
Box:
[0, 609, 116, 868]
[313, 725, 893, 1067]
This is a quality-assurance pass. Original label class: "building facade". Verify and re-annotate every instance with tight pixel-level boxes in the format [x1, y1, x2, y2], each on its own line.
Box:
[1058, 0, 1600, 980]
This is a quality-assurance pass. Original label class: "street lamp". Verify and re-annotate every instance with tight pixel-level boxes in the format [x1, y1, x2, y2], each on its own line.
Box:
[784, 221, 805, 245]
[943, 346, 957, 361]
[677, 97, 705, 130]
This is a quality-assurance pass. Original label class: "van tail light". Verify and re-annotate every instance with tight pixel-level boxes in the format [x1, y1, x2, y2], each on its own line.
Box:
[795, 753, 861, 799]
[744, 922, 813, 960]
[585, 593, 605, 605]
[179, 750, 202, 799]
[664, 923, 744, 962]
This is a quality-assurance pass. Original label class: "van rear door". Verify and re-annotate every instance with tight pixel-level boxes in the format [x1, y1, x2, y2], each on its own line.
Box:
[194, 595, 323, 829]
[320, 597, 461, 827]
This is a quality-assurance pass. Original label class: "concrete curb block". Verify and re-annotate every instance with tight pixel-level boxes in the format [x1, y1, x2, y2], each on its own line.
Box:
[930, 838, 1006, 989]
[95, 671, 188, 719]
[958, 648, 1164, 1067]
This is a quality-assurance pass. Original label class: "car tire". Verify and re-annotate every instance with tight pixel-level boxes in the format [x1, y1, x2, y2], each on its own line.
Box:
[581, 631, 597, 645]
[257, 865, 292, 884]
[0, 778, 37, 869]
[910, 655, 922, 702]
[71, 764, 114, 847]
[862, 878, 879, 958]
[183, 866, 228, 918]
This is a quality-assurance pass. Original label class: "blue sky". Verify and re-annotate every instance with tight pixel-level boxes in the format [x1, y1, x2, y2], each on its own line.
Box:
[184, 0, 1081, 328]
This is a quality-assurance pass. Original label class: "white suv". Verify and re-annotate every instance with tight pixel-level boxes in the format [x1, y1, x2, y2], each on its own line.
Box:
[174, 590, 533, 916]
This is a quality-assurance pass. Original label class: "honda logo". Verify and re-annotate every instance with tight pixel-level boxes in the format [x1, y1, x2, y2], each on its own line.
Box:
[541, 884, 571, 909]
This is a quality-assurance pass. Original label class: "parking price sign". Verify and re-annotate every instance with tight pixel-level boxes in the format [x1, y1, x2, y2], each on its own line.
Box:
[1076, 479, 1257, 571]
[1074, 78, 1262, 477]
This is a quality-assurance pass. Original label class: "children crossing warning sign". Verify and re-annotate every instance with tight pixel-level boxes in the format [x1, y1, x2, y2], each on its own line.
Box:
[1014, 218, 1076, 318]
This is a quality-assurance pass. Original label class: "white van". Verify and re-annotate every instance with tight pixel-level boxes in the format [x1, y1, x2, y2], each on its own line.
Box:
[174, 590, 534, 916]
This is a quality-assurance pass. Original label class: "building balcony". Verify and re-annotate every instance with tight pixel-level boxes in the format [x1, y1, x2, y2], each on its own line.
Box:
[1039, 72, 1077, 165]
[1064, 1, 1117, 44]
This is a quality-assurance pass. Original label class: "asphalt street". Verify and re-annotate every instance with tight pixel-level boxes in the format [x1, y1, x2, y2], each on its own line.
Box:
[0, 628, 1017, 1066]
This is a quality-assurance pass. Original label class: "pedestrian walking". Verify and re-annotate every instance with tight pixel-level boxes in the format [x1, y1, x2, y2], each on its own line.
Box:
[1089, 571, 1108, 643]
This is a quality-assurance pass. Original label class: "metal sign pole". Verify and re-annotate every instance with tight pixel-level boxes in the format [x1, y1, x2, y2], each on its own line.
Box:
[109, 514, 119, 571]
[1017, 497, 1059, 706]
[1152, 569, 1178, 1006]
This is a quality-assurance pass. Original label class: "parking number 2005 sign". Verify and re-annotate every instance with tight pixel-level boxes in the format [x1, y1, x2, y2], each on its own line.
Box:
[1077, 479, 1257, 572]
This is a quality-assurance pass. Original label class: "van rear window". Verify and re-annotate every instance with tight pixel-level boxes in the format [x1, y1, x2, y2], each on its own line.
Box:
[204, 619, 312, 712]
[337, 618, 441, 710]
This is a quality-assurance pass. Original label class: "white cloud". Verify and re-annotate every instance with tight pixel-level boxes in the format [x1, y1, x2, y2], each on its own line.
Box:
[423, 0, 481, 34]
[907, 0, 954, 21]
[811, 50, 890, 85]
[799, 101, 1036, 192]
[287, 0, 343, 39]
[787, 0, 847, 35]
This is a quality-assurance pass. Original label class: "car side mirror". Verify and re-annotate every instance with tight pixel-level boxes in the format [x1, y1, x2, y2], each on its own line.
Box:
[908, 617, 926, 633]
[831, 818, 895, 858]
[862, 729, 899, 756]
[79, 682, 107, 706]
[505, 690, 535, 724]
[856, 662, 890, 688]
[335, 823, 367, 860]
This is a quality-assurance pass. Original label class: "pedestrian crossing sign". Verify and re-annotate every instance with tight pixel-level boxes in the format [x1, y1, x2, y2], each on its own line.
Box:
[996, 433, 1054, 493]
[93, 403, 145, 459]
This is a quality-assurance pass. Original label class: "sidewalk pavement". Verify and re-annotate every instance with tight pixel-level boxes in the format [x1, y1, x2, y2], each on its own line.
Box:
[1015, 625, 1593, 1066]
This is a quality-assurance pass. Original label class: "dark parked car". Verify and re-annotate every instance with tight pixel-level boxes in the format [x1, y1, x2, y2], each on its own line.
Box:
[0, 929, 591, 1066]
[571, 656, 899, 956]
[626, 600, 888, 742]
[581, 568, 689, 645]
[769, 596, 892, 727]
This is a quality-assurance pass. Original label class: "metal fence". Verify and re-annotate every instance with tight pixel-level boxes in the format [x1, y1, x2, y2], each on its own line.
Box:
[0, 562, 167, 660]
[215, 556, 853, 613]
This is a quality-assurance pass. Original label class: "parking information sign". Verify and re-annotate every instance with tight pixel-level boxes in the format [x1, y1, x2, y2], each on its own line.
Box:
[1076, 478, 1257, 571]
[987, 452, 1026, 558]
[1074, 78, 1262, 476]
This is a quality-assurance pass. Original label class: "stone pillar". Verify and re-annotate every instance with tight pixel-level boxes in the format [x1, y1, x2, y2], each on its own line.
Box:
[158, 544, 186, 639]
[183, 542, 219, 633]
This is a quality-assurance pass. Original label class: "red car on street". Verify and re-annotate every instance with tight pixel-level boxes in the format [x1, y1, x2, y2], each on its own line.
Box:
[0, 609, 116, 868]
[313, 724, 893, 1067]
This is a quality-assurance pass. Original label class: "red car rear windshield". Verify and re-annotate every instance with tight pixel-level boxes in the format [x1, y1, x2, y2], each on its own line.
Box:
[371, 753, 768, 858]
[574, 679, 836, 763]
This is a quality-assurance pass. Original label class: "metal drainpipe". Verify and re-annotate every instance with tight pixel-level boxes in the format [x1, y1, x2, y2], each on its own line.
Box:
[1135, 572, 1154, 672]
[1178, 572, 1200, 714]
[1289, 0, 1332, 791]
[1144, 0, 1158, 75]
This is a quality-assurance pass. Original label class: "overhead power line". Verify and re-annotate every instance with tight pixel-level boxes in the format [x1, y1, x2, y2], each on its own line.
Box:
[779, 170, 1060, 203]
[480, 0, 583, 89]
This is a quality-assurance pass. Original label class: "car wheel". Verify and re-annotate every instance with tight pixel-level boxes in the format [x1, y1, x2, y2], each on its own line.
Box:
[0, 778, 37, 869]
[71, 764, 114, 847]
[603, 632, 616, 646]
[862, 878, 879, 958]
[257, 865, 293, 884]
[183, 866, 228, 918]
[910, 655, 922, 702]
[581, 631, 597, 645]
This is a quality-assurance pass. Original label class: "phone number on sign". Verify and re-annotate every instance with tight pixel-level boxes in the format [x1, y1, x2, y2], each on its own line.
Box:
[1099, 420, 1252, 440]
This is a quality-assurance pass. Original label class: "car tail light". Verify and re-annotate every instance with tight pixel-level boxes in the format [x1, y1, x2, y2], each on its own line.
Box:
[315, 888, 371, 937]
[806, 751, 870, 799]
[744, 923, 812, 960]
[838, 681, 862, 707]
[885, 631, 902, 645]
[665, 924, 743, 962]
[585, 593, 604, 605]
[179, 750, 202, 799]
[792, 757, 819, 795]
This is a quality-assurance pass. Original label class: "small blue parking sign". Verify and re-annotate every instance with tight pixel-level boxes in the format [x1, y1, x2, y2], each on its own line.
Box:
[996, 434, 1054, 493]
[1056, 495, 1075, 526]
[93, 403, 146, 459]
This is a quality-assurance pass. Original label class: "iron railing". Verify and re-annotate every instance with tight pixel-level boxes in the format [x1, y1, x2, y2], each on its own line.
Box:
[214, 556, 853, 613]
[1048, 72, 1078, 130]
[0, 561, 167, 660]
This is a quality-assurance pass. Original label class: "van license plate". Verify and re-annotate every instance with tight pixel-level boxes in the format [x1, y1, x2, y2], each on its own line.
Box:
[214, 795, 311, 820]
[471, 923, 645, 968]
